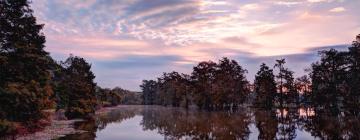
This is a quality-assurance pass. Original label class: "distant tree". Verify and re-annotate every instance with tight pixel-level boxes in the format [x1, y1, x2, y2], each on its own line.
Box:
[274, 59, 286, 106]
[107, 90, 122, 106]
[274, 59, 297, 106]
[213, 57, 249, 109]
[283, 68, 297, 105]
[140, 80, 158, 105]
[0, 0, 53, 129]
[95, 87, 122, 107]
[112, 87, 142, 105]
[142, 58, 249, 110]
[295, 75, 311, 103]
[178, 74, 192, 108]
[254, 63, 277, 108]
[141, 74, 191, 108]
[60, 55, 97, 119]
[156, 72, 188, 107]
[191, 58, 249, 110]
[191, 61, 217, 109]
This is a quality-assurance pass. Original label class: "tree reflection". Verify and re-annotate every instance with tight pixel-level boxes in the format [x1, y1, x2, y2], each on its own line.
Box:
[96, 107, 138, 131]
[58, 119, 97, 140]
[57, 106, 360, 140]
[276, 107, 298, 140]
[141, 106, 251, 140]
[302, 107, 360, 140]
[254, 109, 278, 140]
[253, 106, 360, 140]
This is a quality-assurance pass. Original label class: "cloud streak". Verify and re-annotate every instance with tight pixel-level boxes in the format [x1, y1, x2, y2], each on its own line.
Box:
[30, 0, 360, 90]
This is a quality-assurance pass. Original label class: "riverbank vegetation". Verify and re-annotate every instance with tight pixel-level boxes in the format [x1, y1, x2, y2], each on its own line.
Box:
[0, 0, 136, 136]
[141, 58, 249, 110]
[141, 34, 360, 113]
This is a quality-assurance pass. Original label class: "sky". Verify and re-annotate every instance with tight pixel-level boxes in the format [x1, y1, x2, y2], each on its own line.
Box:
[30, 0, 360, 91]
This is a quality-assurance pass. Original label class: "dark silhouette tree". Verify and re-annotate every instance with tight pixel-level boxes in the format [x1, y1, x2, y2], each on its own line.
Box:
[191, 61, 217, 110]
[190, 58, 249, 110]
[212, 57, 249, 109]
[140, 80, 158, 105]
[254, 63, 277, 108]
[274, 59, 286, 106]
[274, 59, 297, 107]
[283, 68, 297, 105]
[311, 49, 348, 109]
[141, 58, 249, 110]
[178, 74, 192, 108]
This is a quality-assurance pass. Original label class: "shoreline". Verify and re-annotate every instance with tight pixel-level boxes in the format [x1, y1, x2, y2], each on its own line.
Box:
[7, 106, 120, 140]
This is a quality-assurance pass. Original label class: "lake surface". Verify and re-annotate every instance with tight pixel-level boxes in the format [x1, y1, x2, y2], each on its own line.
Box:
[58, 105, 360, 140]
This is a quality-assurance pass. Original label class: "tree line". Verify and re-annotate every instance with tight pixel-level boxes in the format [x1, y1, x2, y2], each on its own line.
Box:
[141, 57, 250, 110]
[141, 34, 360, 112]
[0, 0, 136, 136]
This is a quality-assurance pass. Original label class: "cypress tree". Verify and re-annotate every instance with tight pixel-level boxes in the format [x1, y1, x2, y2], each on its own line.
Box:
[254, 63, 277, 108]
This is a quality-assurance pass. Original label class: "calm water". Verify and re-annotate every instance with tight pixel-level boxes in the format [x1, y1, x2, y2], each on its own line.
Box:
[58, 105, 360, 140]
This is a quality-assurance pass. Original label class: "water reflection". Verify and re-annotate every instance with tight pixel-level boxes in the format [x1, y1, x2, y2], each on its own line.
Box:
[58, 105, 360, 140]
[254, 109, 277, 140]
[141, 107, 251, 139]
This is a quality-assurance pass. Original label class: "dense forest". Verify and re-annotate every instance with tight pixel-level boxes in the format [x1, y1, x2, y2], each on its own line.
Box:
[0, 0, 138, 136]
[141, 34, 360, 112]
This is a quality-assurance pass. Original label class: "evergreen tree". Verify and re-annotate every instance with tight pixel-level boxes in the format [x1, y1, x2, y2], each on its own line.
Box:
[274, 59, 297, 106]
[60, 55, 97, 119]
[274, 59, 286, 106]
[254, 63, 277, 108]
[0, 0, 53, 127]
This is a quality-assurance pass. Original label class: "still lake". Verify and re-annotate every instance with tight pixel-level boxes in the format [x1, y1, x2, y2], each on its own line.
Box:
[58, 105, 360, 140]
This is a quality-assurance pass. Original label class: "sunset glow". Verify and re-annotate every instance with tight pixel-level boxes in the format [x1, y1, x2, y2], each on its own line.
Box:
[30, 0, 360, 90]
